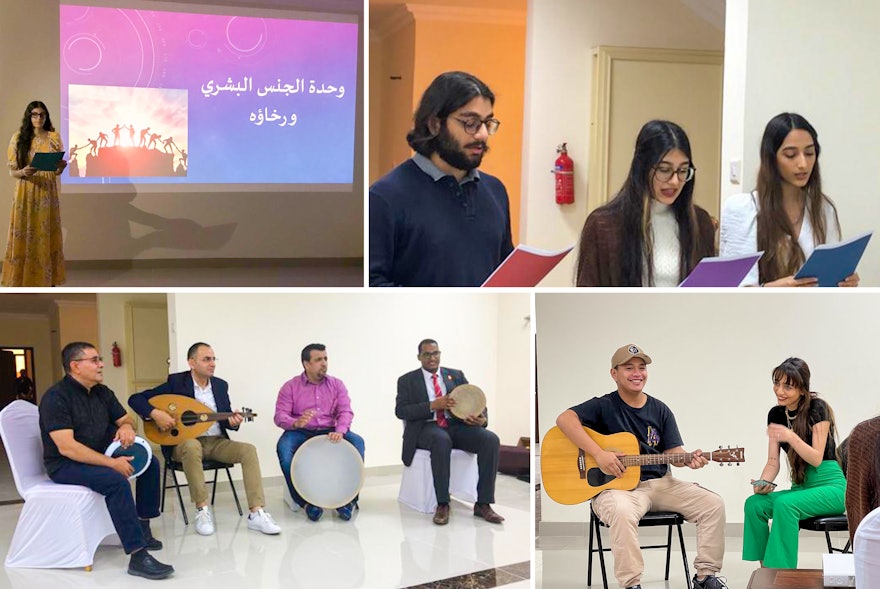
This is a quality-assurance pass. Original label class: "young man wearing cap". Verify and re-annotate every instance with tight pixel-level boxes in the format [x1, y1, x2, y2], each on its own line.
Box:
[555, 344, 728, 589]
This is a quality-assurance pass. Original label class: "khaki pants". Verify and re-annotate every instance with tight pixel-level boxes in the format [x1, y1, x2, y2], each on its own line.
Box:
[171, 436, 264, 510]
[592, 473, 726, 588]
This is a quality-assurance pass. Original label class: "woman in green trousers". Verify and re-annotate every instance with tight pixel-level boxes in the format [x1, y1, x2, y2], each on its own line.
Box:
[743, 357, 846, 568]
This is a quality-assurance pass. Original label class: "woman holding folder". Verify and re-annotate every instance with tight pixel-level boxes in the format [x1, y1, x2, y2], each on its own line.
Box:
[719, 112, 858, 287]
[575, 120, 715, 286]
[2, 101, 68, 286]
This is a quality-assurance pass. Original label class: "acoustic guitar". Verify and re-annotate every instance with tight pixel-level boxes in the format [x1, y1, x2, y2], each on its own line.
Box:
[142, 394, 257, 445]
[541, 426, 745, 505]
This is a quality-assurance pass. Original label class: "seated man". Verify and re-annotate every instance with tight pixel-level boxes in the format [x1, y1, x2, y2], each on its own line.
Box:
[128, 342, 280, 536]
[396, 338, 503, 525]
[40, 342, 173, 579]
[555, 344, 726, 589]
[274, 343, 365, 522]
[846, 415, 880, 542]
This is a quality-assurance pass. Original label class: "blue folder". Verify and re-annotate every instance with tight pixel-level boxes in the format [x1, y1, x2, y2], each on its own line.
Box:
[793, 231, 872, 287]
[30, 151, 65, 171]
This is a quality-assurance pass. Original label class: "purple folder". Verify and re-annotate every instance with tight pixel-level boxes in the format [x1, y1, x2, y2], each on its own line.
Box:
[679, 253, 762, 288]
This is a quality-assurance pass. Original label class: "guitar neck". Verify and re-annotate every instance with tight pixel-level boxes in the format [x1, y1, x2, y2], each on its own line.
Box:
[622, 452, 705, 466]
[203, 412, 237, 421]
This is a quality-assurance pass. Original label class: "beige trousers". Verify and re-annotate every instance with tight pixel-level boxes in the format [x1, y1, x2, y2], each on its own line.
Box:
[171, 436, 264, 510]
[591, 473, 726, 588]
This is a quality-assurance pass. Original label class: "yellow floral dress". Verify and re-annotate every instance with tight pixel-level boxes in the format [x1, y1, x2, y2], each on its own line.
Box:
[2, 131, 66, 286]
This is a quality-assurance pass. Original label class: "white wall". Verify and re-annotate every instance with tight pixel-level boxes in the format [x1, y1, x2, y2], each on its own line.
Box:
[166, 292, 531, 474]
[521, 0, 724, 285]
[536, 291, 880, 525]
[720, 1, 880, 284]
[0, 0, 363, 262]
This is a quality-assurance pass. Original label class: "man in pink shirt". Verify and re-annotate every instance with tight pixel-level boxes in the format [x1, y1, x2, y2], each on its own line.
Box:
[274, 343, 365, 522]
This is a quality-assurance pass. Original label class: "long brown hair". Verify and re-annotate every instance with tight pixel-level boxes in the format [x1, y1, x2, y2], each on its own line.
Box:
[772, 357, 838, 485]
[15, 101, 55, 170]
[755, 113, 840, 282]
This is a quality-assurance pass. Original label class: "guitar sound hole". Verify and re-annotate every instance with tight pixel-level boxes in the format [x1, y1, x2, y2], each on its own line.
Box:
[180, 411, 199, 426]
[587, 467, 614, 487]
[170, 428, 179, 437]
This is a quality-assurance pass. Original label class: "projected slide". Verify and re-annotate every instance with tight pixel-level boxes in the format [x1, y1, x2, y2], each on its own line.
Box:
[60, 4, 358, 185]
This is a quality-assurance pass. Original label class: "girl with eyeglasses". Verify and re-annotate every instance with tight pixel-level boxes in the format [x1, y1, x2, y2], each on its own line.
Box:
[575, 119, 715, 286]
[719, 112, 858, 287]
[2, 101, 68, 286]
[743, 357, 846, 569]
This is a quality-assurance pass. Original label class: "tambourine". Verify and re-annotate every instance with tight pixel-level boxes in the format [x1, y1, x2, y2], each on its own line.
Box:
[291, 435, 364, 509]
[448, 384, 487, 419]
[105, 436, 153, 479]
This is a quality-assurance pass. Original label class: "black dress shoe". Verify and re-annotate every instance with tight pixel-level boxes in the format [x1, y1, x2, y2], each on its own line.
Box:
[433, 503, 450, 525]
[144, 536, 163, 551]
[128, 550, 174, 580]
[473, 503, 505, 524]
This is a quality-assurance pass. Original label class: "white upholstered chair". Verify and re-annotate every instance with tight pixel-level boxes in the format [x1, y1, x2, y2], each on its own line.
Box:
[397, 448, 479, 513]
[0, 400, 119, 569]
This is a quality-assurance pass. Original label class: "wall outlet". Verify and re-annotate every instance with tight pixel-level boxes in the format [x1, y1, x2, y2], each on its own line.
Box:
[729, 160, 742, 185]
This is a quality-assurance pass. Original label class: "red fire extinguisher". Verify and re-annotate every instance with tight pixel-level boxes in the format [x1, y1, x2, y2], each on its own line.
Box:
[112, 342, 122, 367]
[553, 142, 574, 204]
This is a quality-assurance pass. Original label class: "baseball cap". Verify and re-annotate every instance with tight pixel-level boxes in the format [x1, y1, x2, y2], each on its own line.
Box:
[611, 344, 652, 369]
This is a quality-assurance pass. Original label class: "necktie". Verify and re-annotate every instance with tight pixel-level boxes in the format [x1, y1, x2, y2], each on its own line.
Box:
[432, 373, 448, 428]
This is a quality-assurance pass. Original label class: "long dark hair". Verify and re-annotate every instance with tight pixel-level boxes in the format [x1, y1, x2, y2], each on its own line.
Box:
[772, 357, 838, 485]
[576, 120, 706, 286]
[406, 71, 494, 157]
[15, 101, 55, 170]
[756, 113, 841, 282]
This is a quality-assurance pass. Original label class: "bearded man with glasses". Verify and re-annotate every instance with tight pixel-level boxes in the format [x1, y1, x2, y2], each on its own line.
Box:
[370, 71, 514, 287]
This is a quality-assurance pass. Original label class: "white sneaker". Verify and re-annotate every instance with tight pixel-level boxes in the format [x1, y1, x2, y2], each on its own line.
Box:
[247, 508, 281, 535]
[194, 506, 214, 536]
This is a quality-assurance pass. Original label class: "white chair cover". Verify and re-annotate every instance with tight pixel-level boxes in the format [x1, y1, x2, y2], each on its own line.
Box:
[855, 506, 880, 588]
[0, 400, 119, 569]
[397, 448, 478, 513]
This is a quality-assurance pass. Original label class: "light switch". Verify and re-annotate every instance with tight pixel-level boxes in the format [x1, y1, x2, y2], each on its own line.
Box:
[730, 160, 742, 185]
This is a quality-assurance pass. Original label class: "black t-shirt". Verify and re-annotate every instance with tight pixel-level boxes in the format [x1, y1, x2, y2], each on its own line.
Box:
[569, 391, 684, 480]
[39, 375, 127, 475]
[767, 397, 837, 460]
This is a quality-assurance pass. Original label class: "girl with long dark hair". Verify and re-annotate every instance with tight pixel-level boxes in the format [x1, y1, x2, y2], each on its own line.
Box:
[575, 120, 715, 286]
[2, 100, 68, 286]
[720, 112, 858, 287]
[743, 358, 846, 568]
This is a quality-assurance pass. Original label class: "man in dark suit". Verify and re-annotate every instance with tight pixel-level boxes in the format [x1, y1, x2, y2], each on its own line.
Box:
[395, 338, 503, 525]
[129, 342, 280, 536]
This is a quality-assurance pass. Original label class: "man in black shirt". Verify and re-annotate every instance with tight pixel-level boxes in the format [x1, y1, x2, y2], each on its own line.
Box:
[555, 344, 727, 589]
[39, 342, 173, 580]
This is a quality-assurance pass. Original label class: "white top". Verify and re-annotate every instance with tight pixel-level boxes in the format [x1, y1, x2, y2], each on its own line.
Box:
[719, 191, 841, 286]
[855, 506, 880, 589]
[644, 199, 681, 287]
[193, 378, 222, 437]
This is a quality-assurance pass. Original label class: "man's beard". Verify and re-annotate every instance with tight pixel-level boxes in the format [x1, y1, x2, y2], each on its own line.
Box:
[433, 125, 488, 172]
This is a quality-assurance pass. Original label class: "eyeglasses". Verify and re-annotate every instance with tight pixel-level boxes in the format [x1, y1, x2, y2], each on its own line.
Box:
[72, 356, 103, 365]
[653, 165, 695, 183]
[452, 117, 501, 136]
[30, 112, 47, 119]
[420, 351, 442, 359]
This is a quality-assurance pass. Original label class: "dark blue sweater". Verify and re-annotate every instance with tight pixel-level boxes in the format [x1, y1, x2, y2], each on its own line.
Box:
[369, 159, 514, 287]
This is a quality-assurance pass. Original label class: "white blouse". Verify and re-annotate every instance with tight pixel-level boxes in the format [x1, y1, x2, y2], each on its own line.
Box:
[719, 191, 840, 286]
[644, 199, 680, 287]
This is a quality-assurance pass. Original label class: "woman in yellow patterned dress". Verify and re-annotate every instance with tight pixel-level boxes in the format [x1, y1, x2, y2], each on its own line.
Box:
[2, 101, 68, 286]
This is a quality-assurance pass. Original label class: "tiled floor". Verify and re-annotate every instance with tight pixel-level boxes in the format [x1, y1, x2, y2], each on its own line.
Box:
[537, 527, 847, 589]
[0, 472, 530, 589]
[61, 261, 363, 286]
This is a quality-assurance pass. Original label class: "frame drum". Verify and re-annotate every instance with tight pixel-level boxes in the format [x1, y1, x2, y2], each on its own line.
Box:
[105, 436, 153, 480]
[291, 435, 364, 509]
[448, 384, 487, 419]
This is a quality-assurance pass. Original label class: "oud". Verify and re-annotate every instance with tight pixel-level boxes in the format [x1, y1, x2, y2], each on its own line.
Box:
[142, 394, 256, 446]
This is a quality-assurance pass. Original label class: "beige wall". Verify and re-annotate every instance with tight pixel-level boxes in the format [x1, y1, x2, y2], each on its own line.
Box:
[522, 0, 724, 285]
[0, 314, 53, 402]
[0, 0, 363, 262]
[720, 0, 880, 285]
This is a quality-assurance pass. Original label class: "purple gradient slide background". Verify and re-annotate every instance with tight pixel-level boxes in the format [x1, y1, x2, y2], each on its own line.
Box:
[60, 4, 357, 184]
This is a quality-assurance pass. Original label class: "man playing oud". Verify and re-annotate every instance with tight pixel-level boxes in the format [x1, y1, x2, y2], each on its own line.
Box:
[555, 344, 728, 589]
[129, 342, 280, 536]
